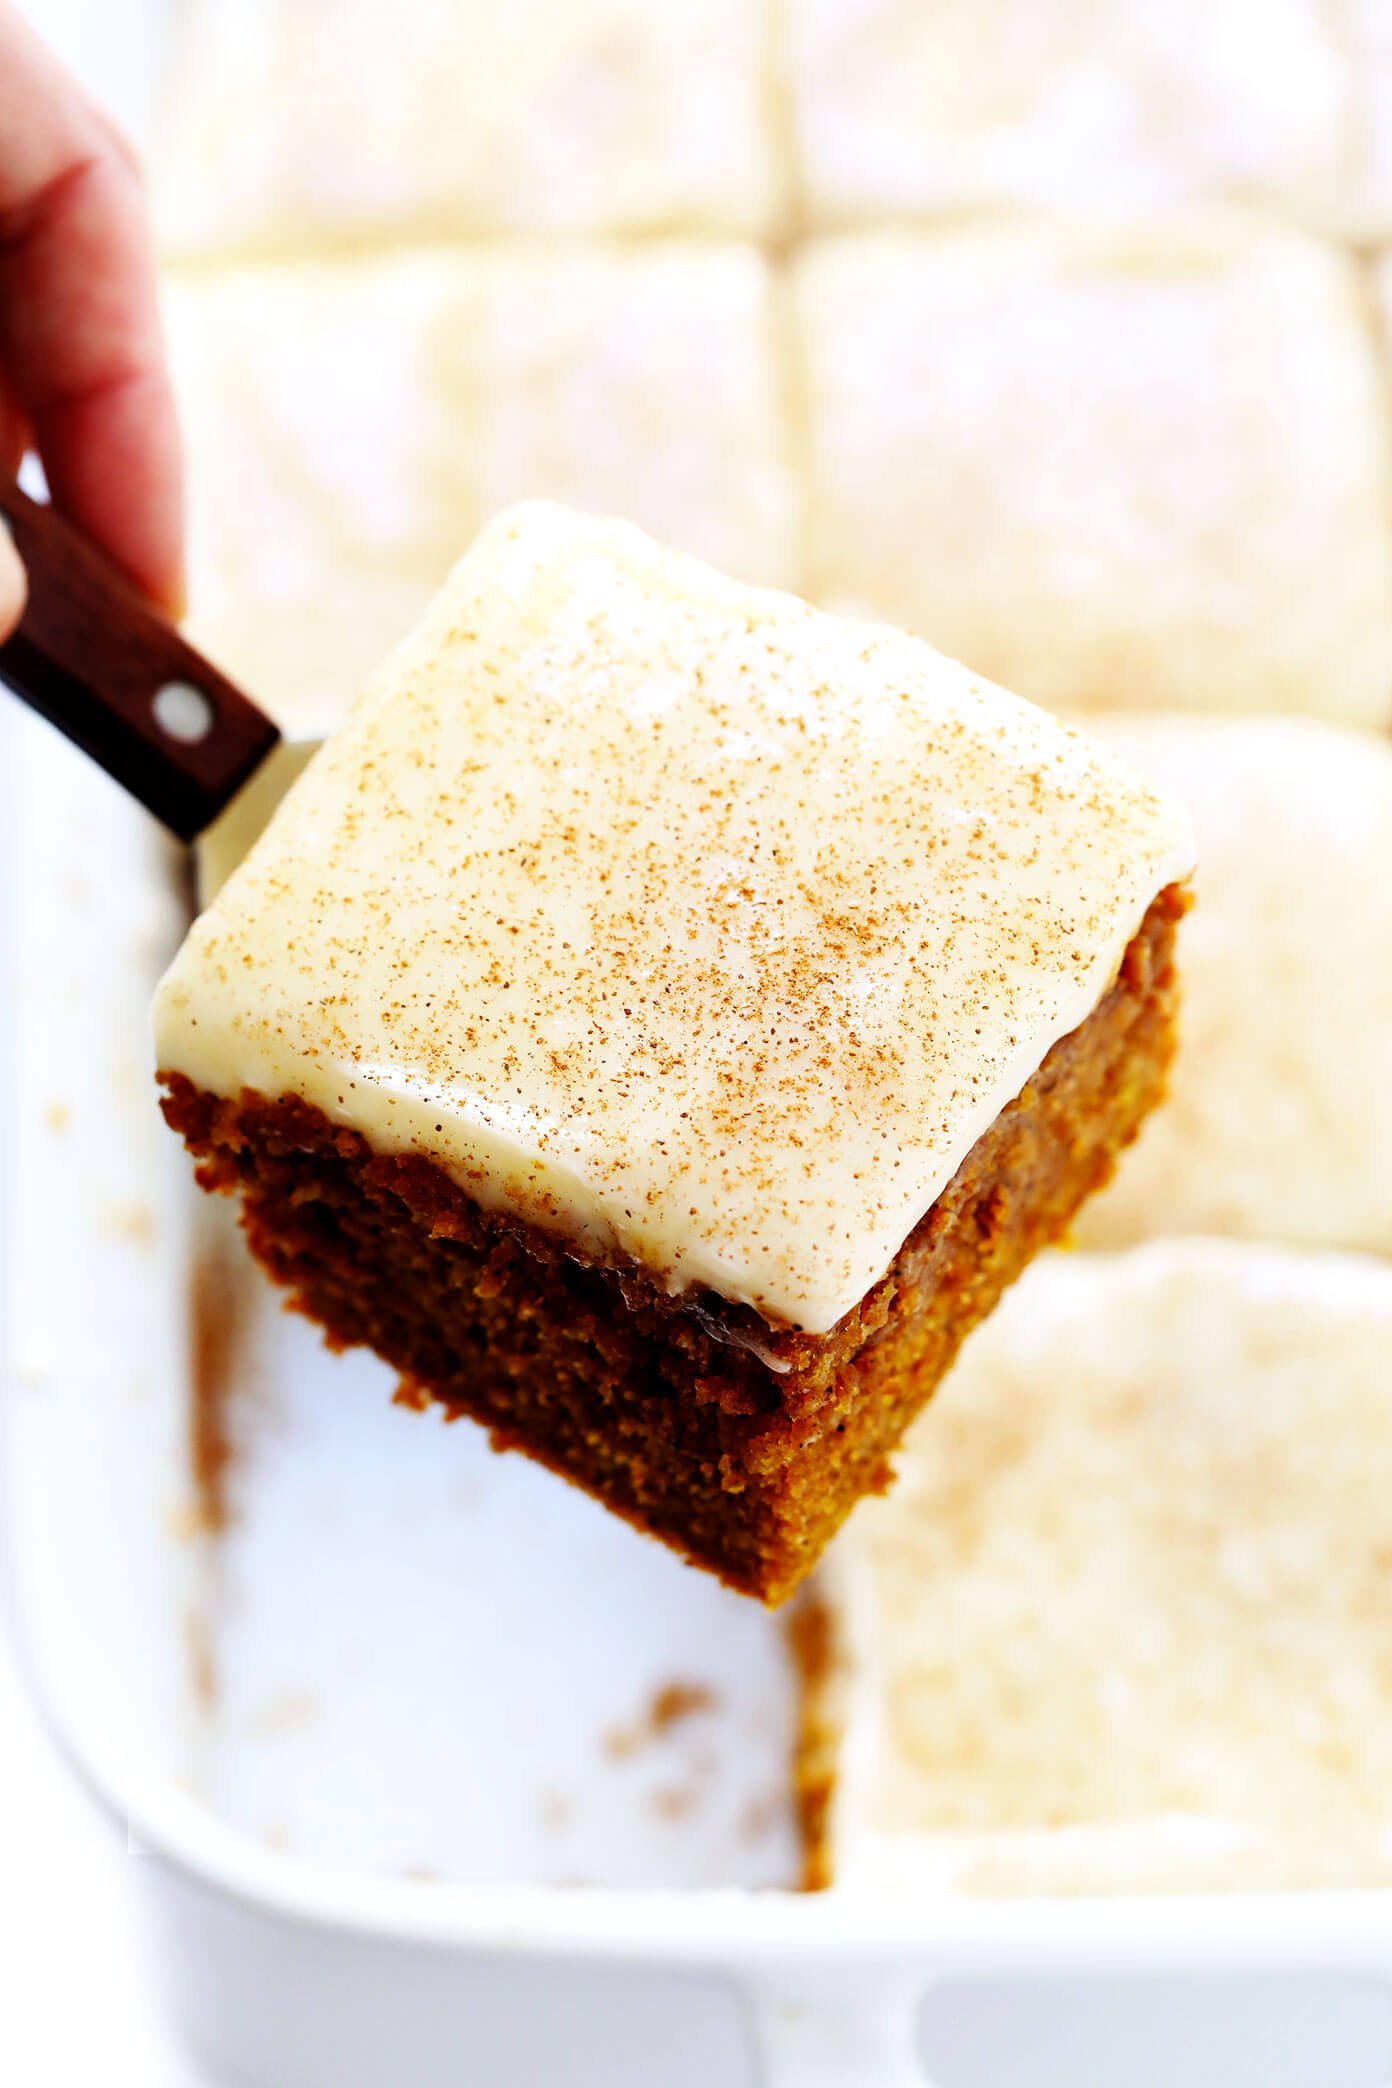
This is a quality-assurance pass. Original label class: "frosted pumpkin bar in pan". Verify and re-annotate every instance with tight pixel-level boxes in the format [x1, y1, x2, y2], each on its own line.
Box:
[153, 505, 1192, 1603]
[801, 1242, 1392, 1892]
[155, 0, 780, 256]
[1074, 717, 1392, 1255]
[795, 217, 1392, 727]
[167, 243, 798, 743]
[784, 0, 1392, 238]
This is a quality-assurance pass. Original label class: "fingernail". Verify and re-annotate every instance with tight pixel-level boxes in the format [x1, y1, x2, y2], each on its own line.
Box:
[0, 514, 27, 640]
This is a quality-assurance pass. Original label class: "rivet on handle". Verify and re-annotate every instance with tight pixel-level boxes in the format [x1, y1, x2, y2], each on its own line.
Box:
[151, 681, 218, 747]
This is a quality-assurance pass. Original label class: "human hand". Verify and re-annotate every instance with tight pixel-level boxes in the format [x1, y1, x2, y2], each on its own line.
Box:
[0, 1, 183, 643]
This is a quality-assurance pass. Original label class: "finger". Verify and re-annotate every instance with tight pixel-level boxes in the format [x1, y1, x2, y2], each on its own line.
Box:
[0, 368, 26, 480]
[0, 5, 184, 614]
[0, 370, 27, 637]
[0, 510, 25, 642]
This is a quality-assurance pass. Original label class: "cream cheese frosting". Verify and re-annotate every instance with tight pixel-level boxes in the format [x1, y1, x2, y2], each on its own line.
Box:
[819, 1243, 1392, 1895]
[796, 218, 1392, 728]
[156, 0, 780, 255]
[167, 244, 799, 743]
[154, 503, 1192, 1333]
[1073, 714, 1392, 1256]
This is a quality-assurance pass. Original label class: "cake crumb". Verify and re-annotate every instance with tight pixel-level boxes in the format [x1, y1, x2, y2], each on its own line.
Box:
[537, 1789, 575, 1832]
[648, 1783, 701, 1822]
[102, 1200, 157, 1246]
[650, 1680, 718, 1734]
[185, 1609, 217, 1712]
[253, 1689, 321, 1738]
[602, 1679, 718, 1759]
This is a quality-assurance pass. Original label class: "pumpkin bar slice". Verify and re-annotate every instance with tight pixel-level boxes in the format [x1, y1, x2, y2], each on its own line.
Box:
[154, 503, 1192, 1602]
[798, 1242, 1392, 1893]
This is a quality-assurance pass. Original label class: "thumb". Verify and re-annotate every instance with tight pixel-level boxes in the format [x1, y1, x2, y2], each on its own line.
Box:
[0, 517, 26, 642]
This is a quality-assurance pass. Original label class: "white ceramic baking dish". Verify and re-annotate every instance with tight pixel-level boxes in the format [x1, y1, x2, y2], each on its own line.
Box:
[5, 0, 1392, 2071]
[10, 696, 1392, 2088]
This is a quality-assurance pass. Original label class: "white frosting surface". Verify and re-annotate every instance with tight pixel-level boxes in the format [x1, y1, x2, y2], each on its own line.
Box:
[787, 0, 1347, 227]
[1074, 715, 1392, 1256]
[167, 243, 799, 743]
[822, 1242, 1392, 1893]
[797, 218, 1392, 728]
[787, 0, 1392, 244]
[156, 0, 780, 255]
[154, 504, 1191, 1333]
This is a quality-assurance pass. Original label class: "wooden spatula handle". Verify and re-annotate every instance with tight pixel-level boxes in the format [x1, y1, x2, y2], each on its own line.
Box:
[0, 483, 280, 841]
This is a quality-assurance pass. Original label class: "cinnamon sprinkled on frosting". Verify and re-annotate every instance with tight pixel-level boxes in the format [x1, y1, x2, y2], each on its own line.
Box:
[154, 504, 1193, 1331]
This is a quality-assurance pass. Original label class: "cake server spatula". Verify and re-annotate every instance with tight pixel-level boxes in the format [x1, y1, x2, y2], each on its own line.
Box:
[0, 482, 320, 883]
